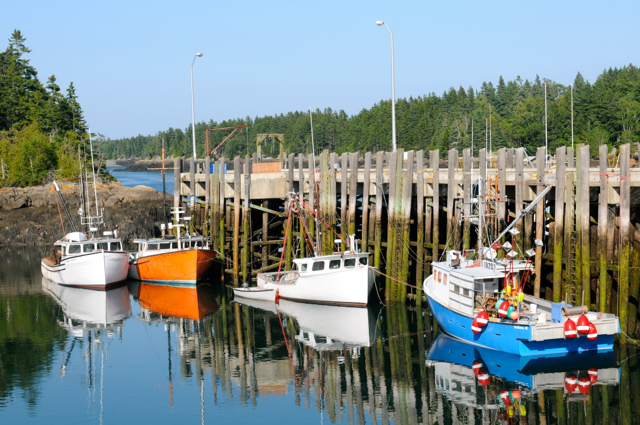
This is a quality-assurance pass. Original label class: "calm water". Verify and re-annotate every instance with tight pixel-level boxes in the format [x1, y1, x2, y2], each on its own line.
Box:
[108, 167, 174, 194]
[0, 247, 638, 424]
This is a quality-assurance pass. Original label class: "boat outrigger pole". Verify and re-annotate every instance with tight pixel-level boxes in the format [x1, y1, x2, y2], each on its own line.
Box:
[490, 185, 552, 247]
[53, 181, 78, 232]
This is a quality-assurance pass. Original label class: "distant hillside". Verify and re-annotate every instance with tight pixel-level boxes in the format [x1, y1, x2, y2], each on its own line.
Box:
[99, 64, 640, 160]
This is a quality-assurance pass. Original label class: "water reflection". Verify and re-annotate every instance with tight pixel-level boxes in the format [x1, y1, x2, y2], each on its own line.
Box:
[426, 332, 620, 423]
[131, 281, 219, 321]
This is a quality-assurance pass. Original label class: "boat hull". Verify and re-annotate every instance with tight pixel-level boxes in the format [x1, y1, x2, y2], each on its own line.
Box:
[41, 251, 129, 289]
[426, 292, 615, 356]
[128, 249, 216, 284]
[233, 287, 276, 301]
[258, 265, 375, 307]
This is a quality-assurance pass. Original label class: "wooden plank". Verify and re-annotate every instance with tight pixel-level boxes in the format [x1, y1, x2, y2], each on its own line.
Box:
[497, 148, 506, 244]
[308, 153, 316, 253]
[242, 155, 251, 283]
[261, 200, 269, 269]
[348, 152, 359, 236]
[431, 150, 440, 262]
[288, 153, 295, 193]
[598, 145, 608, 311]
[619, 143, 631, 340]
[298, 153, 306, 258]
[361, 152, 372, 252]
[553, 147, 566, 303]
[374, 151, 384, 268]
[233, 156, 241, 285]
[415, 150, 425, 303]
[563, 172, 576, 304]
[534, 146, 546, 298]
[386, 150, 399, 300]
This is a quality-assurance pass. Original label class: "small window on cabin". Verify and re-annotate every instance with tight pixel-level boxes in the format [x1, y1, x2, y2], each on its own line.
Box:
[97, 242, 108, 250]
[196, 240, 203, 247]
[344, 258, 356, 268]
[148, 244, 158, 250]
[160, 243, 171, 249]
[463, 288, 470, 297]
[312, 262, 325, 271]
[443, 274, 448, 285]
[111, 242, 121, 251]
[329, 260, 341, 269]
[68, 245, 81, 254]
[183, 242, 191, 248]
[359, 257, 368, 266]
[171, 242, 178, 249]
[436, 271, 440, 282]
[299, 263, 308, 272]
[83, 244, 95, 253]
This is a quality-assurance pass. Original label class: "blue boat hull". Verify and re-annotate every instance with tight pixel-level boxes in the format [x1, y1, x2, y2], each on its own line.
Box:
[427, 295, 614, 356]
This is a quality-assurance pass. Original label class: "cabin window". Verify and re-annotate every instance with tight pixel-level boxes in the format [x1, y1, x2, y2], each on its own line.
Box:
[83, 244, 95, 253]
[68, 245, 81, 254]
[312, 261, 325, 271]
[344, 258, 356, 268]
[148, 244, 159, 250]
[195, 240, 203, 247]
[111, 242, 121, 251]
[160, 243, 171, 249]
[329, 260, 341, 269]
[171, 242, 178, 249]
[436, 270, 440, 282]
[299, 263, 308, 272]
[462, 288, 470, 297]
[97, 242, 108, 250]
[443, 274, 448, 285]
[183, 242, 191, 248]
[359, 257, 368, 266]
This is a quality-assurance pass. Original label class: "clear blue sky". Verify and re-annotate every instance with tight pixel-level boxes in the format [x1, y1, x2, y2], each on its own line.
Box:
[3, 1, 638, 140]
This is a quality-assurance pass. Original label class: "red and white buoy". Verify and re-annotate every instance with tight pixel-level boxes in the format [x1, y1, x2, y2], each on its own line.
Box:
[498, 301, 510, 318]
[471, 317, 483, 334]
[477, 367, 490, 386]
[588, 368, 598, 384]
[564, 373, 578, 392]
[577, 314, 590, 334]
[587, 322, 598, 341]
[275, 289, 280, 303]
[578, 375, 591, 394]
[476, 310, 489, 327]
[472, 360, 484, 376]
[499, 390, 511, 405]
[564, 318, 577, 339]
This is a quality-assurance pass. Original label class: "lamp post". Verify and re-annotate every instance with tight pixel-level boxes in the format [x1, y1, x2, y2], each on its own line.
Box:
[190, 52, 203, 160]
[376, 21, 396, 152]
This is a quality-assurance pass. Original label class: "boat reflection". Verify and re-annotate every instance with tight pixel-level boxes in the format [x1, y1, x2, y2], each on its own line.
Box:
[426, 332, 620, 415]
[130, 281, 219, 321]
[41, 277, 131, 335]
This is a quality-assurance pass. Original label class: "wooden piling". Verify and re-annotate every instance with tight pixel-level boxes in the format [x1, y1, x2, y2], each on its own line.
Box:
[399, 150, 413, 300]
[619, 143, 631, 340]
[374, 151, 384, 269]
[233, 156, 241, 286]
[340, 153, 348, 240]
[534, 146, 546, 298]
[361, 152, 372, 251]
[204, 156, 211, 237]
[598, 145, 608, 311]
[553, 147, 566, 303]
[242, 155, 251, 284]
[446, 149, 456, 249]
[174, 157, 182, 211]
[348, 152, 358, 237]
[462, 149, 471, 251]
[578, 145, 591, 307]
[431, 150, 440, 262]
[415, 150, 425, 304]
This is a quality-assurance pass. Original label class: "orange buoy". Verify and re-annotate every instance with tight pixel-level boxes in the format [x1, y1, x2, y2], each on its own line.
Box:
[588, 368, 598, 384]
[498, 301, 510, 318]
[578, 375, 591, 394]
[477, 367, 490, 386]
[577, 314, 590, 334]
[472, 360, 483, 376]
[471, 317, 482, 333]
[275, 289, 280, 303]
[564, 373, 578, 392]
[510, 389, 521, 400]
[509, 311, 520, 320]
[476, 310, 489, 327]
[587, 322, 598, 341]
[564, 318, 577, 339]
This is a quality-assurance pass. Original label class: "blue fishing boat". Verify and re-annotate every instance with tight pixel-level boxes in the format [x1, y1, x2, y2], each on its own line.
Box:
[425, 179, 620, 356]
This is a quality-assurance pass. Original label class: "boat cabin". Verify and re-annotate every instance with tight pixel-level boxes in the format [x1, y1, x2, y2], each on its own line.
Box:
[55, 231, 123, 257]
[430, 250, 526, 316]
[132, 236, 206, 254]
[293, 252, 369, 273]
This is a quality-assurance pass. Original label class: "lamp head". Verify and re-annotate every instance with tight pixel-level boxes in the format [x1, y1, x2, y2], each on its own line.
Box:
[196, 52, 203, 57]
[376, 21, 385, 26]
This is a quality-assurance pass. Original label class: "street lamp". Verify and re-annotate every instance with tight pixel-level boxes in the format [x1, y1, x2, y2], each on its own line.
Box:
[190, 52, 203, 160]
[376, 21, 396, 152]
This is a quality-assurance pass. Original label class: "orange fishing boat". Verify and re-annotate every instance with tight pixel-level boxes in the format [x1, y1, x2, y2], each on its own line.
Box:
[137, 282, 218, 320]
[128, 236, 216, 284]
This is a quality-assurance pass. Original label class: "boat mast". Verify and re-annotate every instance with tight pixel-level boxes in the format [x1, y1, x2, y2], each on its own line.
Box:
[78, 145, 87, 232]
[310, 108, 320, 257]
[89, 130, 100, 219]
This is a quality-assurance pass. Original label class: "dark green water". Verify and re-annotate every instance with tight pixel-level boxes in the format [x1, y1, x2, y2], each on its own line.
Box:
[0, 246, 637, 424]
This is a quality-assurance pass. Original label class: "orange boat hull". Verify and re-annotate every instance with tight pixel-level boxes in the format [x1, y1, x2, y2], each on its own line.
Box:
[137, 282, 218, 320]
[130, 249, 216, 284]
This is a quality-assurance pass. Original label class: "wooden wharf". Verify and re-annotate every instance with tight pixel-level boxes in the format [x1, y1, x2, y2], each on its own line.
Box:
[175, 144, 640, 339]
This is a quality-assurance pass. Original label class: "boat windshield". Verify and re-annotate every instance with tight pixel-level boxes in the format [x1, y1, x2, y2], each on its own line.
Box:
[68, 244, 81, 254]
[111, 242, 121, 250]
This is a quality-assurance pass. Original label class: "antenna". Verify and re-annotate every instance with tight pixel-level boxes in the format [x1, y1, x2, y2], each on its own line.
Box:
[571, 84, 574, 149]
[544, 81, 548, 167]
[309, 108, 315, 157]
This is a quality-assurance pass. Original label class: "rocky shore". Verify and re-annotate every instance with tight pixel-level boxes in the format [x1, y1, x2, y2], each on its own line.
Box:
[0, 182, 167, 246]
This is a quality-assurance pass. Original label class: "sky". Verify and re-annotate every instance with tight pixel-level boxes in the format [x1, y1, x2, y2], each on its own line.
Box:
[3, 1, 639, 140]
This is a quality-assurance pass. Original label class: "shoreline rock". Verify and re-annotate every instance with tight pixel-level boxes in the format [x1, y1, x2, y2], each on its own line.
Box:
[0, 183, 167, 246]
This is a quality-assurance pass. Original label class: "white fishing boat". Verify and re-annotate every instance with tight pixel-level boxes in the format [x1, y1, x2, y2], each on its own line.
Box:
[41, 135, 129, 289]
[234, 193, 376, 306]
[424, 178, 620, 356]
